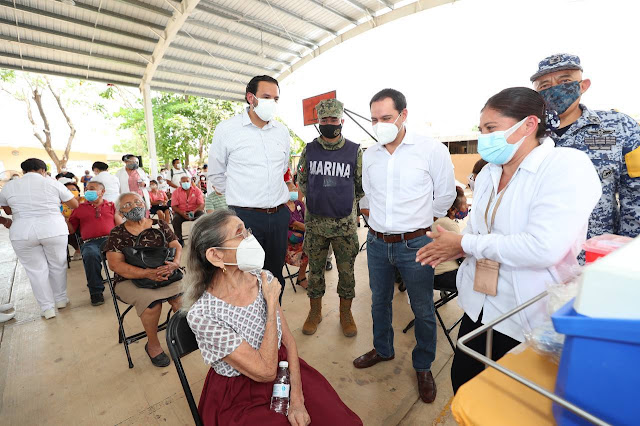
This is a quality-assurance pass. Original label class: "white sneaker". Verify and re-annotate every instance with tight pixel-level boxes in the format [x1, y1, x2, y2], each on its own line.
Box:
[55, 299, 69, 309]
[72, 252, 82, 261]
[42, 309, 56, 320]
[0, 311, 15, 323]
[0, 303, 13, 312]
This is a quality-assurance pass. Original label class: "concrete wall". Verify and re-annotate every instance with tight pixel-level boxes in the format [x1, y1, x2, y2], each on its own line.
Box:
[0, 146, 108, 175]
[451, 153, 482, 185]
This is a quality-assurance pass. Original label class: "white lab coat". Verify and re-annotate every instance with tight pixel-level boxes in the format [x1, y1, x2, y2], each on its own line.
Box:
[457, 139, 602, 342]
[115, 167, 151, 209]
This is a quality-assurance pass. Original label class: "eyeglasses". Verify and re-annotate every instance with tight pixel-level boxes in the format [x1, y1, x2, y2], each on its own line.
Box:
[120, 200, 144, 210]
[221, 228, 252, 244]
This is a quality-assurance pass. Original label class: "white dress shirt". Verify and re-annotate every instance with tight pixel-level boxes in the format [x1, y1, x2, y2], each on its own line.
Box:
[363, 128, 456, 233]
[91, 171, 120, 202]
[208, 107, 290, 208]
[457, 138, 602, 342]
[0, 173, 74, 241]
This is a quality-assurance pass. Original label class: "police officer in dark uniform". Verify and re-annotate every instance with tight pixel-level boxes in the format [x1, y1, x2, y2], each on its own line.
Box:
[531, 53, 640, 243]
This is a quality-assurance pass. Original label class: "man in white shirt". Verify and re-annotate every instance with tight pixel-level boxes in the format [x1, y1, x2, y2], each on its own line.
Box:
[168, 158, 190, 193]
[353, 89, 456, 404]
[208, 75, 290, 299]
[91, 161, 120, 203]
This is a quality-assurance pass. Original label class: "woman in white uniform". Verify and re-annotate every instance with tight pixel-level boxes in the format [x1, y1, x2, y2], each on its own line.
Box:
[0, 158, 79, 319]
[416, 88, 602, 393]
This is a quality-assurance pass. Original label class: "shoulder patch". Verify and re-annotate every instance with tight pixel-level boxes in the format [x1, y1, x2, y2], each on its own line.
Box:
[625, 146, 640, 178]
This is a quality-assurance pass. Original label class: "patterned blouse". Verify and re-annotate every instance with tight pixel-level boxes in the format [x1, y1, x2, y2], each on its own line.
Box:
[187, 270, 283, 377]
[103, 219, 177, 285]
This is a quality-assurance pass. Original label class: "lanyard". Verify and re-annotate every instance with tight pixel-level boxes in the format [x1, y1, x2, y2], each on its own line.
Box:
[484, 171, 518, 234]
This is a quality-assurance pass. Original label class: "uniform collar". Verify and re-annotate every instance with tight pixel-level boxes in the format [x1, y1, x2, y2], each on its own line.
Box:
[315, 135, 345, 150]
[242, 107, 274, 130]
[564, 104, 600, 132]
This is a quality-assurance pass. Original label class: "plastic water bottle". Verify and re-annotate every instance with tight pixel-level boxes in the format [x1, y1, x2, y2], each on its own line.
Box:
[270, 361, 290, 415]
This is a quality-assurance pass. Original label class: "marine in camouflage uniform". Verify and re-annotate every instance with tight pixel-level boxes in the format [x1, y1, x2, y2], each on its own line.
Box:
[297, 98, 364, 337]
[531, 54, 640, 250]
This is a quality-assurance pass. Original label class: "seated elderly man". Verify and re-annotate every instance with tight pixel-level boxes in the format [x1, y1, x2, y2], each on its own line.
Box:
[67, 181, 122, 306]
[105, 192, 183, 367]
[171, 175, 205, 245]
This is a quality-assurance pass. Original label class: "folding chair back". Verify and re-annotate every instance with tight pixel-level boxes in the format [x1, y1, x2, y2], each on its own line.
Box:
[166, 312, 204, 426]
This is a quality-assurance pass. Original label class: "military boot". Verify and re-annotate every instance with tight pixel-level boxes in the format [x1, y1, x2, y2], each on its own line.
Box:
[302, 297, 323, 335]
[339, 297, 357, 337]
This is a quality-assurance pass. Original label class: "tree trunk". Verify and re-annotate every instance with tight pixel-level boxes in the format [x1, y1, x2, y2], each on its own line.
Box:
[30, 87, 62, 171]
[47, 78, 76, 170]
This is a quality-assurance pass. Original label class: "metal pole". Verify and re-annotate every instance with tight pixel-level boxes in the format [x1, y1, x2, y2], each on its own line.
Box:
[457, 292, 610, 426]
[343, 109, 377, 142]
[141, 83, 158, 180]
[485, 328, 493, 367]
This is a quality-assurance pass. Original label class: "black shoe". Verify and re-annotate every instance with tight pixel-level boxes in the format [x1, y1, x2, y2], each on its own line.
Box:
[325, 261, 333, 271]
[90, 293, 105, 306]
[145, 343, 170, 367]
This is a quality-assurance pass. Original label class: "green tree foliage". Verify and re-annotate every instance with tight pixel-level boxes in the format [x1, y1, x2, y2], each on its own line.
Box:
[114, 94, 242, 168]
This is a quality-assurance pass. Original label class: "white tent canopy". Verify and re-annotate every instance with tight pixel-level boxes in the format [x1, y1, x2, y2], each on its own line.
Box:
[0, 0, 453, 176]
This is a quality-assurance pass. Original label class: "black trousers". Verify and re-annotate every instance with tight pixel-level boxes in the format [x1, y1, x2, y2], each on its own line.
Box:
[231, 206, 290, 303]
[451, 311, 520, 394]
[434, 269, 458, 291]
[172, 210, 205, 240]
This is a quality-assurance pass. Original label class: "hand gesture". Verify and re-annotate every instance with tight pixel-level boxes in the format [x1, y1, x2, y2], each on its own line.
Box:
[416, 225, 464, 268]
[261, 271, 280, 307]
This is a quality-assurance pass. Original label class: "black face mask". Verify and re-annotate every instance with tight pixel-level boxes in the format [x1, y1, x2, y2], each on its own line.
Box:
[319, 124, 342, 139]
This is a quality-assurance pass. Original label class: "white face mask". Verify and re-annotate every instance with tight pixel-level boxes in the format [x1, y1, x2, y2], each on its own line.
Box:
[252, 96, 277, 122]
[373, 113, 402, 145]
[216, 235, 265, 272]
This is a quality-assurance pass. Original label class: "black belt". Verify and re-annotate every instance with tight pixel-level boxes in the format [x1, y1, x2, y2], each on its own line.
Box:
[231, 204, 286, 214]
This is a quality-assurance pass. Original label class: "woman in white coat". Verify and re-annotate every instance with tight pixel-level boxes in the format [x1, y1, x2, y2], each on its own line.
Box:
[416, 87, 601, 393]
[0, 158, 79, 319]
[115, 154, 150, 209]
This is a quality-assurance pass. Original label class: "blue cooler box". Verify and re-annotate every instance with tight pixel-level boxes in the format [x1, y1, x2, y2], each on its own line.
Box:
[551, 299, 640, 426]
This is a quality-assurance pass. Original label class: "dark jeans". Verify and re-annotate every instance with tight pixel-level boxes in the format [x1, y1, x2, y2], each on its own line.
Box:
[172, 210, 205, 240]
[80, 237, 108, 295]
[451, 311, 520, 394]
[231, 206, 289, 303]
[366, 232, 437, 372]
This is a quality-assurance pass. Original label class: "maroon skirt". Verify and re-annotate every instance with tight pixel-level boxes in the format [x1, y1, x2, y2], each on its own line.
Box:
[198, 346, 362, 426]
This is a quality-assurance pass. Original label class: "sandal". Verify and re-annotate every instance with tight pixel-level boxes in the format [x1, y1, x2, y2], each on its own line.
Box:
[296, 277, 308, 290]
[145, 343, 170, 367]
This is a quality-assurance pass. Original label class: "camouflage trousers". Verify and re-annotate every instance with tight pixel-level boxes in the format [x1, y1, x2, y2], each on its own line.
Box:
[303, 231, 359, 300]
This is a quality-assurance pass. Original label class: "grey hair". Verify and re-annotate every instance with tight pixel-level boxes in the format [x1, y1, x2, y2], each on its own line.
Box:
[115, 192, 143, 211]
[181, 209, 237, 312]
[87, 181, 105, 191]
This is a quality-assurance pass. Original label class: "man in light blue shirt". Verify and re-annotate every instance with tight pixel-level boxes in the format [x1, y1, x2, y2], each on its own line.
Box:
[208, 75, 291, 301]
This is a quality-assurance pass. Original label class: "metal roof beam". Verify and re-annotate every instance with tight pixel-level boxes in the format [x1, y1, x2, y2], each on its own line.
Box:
[71, 0, 167, 32]
[185, 18, 302, 57]
[0, 51, 142, 80]
[149, 84, 243, 102]
[308, 0, 359, 25]
[374, 0, 395, 10]
[113, 0, 173, 18]
[161, 55, 254, 79]
[140, 0, 201, 87]
[152, 77, 245, 97]
[0, 17, 152, 58]
[342, 0, 376, 15]
[196, 2, 317, 50]
[157, 65, 247, 88]
[0, 1, 158, 44]
[167, 40, 278, 74]
[0, 34, 147, 68]
[251, 0, 338, 36]
[0, 62, 139, 88]
[176, 30, 293, 64]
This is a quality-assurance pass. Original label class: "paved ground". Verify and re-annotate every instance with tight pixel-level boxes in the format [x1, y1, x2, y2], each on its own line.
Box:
[0, 223, 463, 425]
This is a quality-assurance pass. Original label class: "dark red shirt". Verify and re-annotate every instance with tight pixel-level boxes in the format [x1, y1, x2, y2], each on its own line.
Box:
[69, 201, 117, 240]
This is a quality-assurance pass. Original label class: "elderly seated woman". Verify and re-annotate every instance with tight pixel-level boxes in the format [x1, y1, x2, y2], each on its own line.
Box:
[184, 210, 362, 426]
[104, 192, 182, 367]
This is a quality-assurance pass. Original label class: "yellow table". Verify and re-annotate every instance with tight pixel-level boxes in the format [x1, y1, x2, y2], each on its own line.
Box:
[451, 346, 559, 426]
